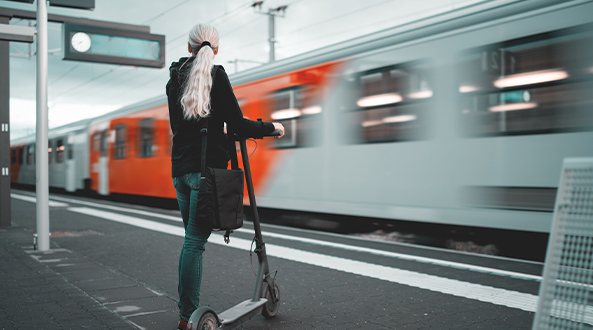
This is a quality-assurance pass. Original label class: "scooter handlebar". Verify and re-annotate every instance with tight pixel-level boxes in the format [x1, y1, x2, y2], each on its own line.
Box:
[231, 129, 283, 141]
[265, 129, 283, 137]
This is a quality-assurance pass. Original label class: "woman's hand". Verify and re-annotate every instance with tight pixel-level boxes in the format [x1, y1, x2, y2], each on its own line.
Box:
[273, 122, 285, 139]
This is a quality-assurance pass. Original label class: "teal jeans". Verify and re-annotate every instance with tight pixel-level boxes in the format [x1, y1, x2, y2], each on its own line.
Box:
[173, 173, 212, 322]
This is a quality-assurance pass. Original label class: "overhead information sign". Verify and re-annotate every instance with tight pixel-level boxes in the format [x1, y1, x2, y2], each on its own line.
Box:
[4, 0, 95, 10]
[50, 0, 95, 10]
[0, 23, 34, 43]
[63, 23, 165, 68]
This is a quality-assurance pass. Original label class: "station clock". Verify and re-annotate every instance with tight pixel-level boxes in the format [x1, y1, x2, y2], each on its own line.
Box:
[70, 32, 91, 53]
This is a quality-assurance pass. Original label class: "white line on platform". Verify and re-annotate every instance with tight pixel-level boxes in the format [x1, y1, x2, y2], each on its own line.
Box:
[12, 192, 540, 281]
[11, 193, 70, 207]
[257, 220, 544, 266]
[69, 207, 185, 237]
[67, 206, 539, 313]
[15, 191, 541, 282]
[43, 195, 182, 222]
[235, 228, 542, 282]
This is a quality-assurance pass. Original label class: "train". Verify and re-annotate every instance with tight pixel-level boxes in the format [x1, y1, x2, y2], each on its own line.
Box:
[10, 0, 593, 234]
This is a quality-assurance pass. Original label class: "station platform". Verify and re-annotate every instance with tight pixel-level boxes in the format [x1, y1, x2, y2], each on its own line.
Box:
[1, 189, 545, 329]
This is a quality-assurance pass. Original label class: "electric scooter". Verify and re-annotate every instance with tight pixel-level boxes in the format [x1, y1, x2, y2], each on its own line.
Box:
[188, 130, 282, 330]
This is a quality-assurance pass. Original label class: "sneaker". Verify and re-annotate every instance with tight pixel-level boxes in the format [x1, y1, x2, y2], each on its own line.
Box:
[178, 319, 188, 330]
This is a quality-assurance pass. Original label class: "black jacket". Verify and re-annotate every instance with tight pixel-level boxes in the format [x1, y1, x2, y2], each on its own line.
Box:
[166, 57, 274, 177]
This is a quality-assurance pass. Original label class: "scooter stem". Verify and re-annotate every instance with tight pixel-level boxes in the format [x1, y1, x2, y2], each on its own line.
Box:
[238, 138, 271, 301]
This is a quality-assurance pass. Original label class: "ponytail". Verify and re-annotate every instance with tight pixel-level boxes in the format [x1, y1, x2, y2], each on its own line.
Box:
[180, 24, 220, 120]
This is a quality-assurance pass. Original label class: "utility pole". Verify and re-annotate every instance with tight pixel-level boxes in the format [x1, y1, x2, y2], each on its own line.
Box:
[36, 0, 50, 251]
[252, 1, 287, 63]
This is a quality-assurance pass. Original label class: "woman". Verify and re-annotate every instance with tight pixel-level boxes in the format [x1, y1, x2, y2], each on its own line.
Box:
[165, 23, 284, 330]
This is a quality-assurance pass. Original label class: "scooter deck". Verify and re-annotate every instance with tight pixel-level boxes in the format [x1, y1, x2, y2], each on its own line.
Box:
[218, 298, 268, 326]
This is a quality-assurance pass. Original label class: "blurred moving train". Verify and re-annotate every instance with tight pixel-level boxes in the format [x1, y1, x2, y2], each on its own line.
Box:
[10, 0, 593, 233]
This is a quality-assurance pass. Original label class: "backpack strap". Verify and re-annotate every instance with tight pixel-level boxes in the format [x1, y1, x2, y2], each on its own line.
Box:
[199, 65, 221, 179]
[200, 121, 208, 180]
[201, 66, 238, 245]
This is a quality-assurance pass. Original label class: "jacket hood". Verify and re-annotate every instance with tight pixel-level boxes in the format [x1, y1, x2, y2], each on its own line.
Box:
[169, 56, 195, 84]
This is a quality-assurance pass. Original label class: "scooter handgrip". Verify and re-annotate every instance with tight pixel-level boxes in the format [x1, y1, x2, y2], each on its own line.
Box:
[266, 129, 283, 137]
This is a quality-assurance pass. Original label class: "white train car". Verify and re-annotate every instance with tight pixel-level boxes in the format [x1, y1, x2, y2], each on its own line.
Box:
[11, 119, 91, 192]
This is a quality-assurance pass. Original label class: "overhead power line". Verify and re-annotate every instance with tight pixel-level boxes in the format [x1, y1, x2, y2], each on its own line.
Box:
[273, 0, 394, 40]
[165, 1, 255, 46]
[48, 0, 255, 101]
[222, 0, 392, 60]
[142, 0, 192, 25]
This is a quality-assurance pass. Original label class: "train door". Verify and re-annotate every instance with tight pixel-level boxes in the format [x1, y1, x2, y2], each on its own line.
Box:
[65, 134, 75, 192]
[98, 130, 109, 195]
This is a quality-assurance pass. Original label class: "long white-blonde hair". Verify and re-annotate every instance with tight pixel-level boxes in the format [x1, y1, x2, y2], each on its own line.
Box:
[180, 23, 220, 119]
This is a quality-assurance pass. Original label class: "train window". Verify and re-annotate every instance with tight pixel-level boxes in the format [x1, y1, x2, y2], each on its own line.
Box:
[268, 86, 321, 148]
[114, 125, 127, 159]
[56, 139, 64, 163]
[19, 146, 24, 165]
[100, 130, 107, 157]
[458, 25, 593, 136]
[342, 63, 432, 144]
[48, 140, 53, 163]
[139, 118, 153, 157]
[93, 132, 101, 152]
[67, 144, 73, 160]
[27, 145, 34, 165]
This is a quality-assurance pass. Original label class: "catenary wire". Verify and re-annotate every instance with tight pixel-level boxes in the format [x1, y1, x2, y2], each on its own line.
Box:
[223, 0, 396, 58]
[278, 0, 486, 52]
[142, 0, 193, 25]
[157, 0, 306, 62]
[274, 0, 395, 40]
[48, 1, 254, 101]
[49, 0, 325, 100]
[227, 0, 478, 59]
[164, 1, 256, 46]
[48, 0, 420, 105]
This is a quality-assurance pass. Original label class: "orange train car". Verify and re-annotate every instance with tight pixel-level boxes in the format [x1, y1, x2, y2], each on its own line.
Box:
[83, 60, 341, 201]
[11, 1, 593, 233]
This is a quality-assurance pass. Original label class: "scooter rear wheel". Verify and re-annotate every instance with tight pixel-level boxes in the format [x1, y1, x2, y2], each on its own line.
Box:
[262, 282, 281, 319]
[196, 312, 218, 330]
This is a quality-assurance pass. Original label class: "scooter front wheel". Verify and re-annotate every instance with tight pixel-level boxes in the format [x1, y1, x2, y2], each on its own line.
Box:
[188, 307, 219, 330]
[192, 312, 218, 330]
[262, 282, 281, 319]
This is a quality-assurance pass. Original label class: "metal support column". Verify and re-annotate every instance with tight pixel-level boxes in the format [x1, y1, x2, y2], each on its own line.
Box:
[0, 16, 10, 229]
[268, 10, 275, 63]
[252, 4, 287, 63]
[36, 0, 50, 251]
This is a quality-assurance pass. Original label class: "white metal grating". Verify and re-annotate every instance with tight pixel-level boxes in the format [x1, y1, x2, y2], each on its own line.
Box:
[533, 158, 593, 330]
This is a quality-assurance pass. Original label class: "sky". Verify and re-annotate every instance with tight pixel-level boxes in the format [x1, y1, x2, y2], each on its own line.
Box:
[2, 0, 486, 140]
